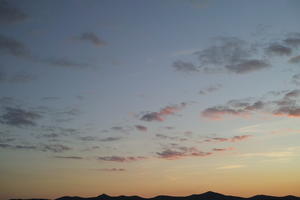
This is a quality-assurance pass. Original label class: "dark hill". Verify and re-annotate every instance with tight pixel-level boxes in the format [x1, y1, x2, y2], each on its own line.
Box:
[9, 192, 300, 200]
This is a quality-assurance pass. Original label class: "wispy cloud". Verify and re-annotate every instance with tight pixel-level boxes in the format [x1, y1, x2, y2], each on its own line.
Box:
[140, 103, 186, 122]
[135, 125, 147, 132]
[156, 146, 213, 160]
[97, 156, 147, 162]
[265, 43, 292, 56]
[0, 34, 31, 58]
[77, 32, 107, 46]
[240, 151, 294, 158]
[94, 168, 126, 172]
[199, 84, 222, 95]
[204, 135, 252, 143]
[0, 107, 42, 127]
[54, 156, 84, 160]
[217, 164, 245, 170]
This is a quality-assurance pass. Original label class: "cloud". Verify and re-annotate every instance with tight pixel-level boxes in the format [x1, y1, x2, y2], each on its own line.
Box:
[204, 135, 252, 143]
[155, 134, 187, 141]
[78, 136, 98, 141]
[78, 136, 121, 142]
[225, 59, 270, 74]
[202, 106, 247, 120]
[273, 106, 300, 117]
[8, 72, 36, 83]
[140, 103, 186, 122]
[98, 156, 147, 162]
[54, 156, 84, 159]
[272, 89, 300, 117]
[95, 168, 126, 172]
[0, 143, 71, 153]
[265, 43, 292, 56]
[41, 57, 91, 68]
[288, 55, 300, 64]
[156, 145, 212, 160]
[284, 33, 300, 48]
[111, 126, 124, 131]
[202, 89, 300, 120]
[212, 147, 234, 152]
[199, 84, 222, 95]
[0, 0, 28, 24]
[217, 164, 245, 170]
[0, 34, 31, 58]
[40, 144, 72, 153]
[77, 32, 106, 46]
[0, 71, 36, 84]
[0, 34, 91, 68]
[0, 107, 42, 127]
[195, 37, 253, 67]
[135, 125, 147, 132]
[100, 137, 122, 142]
[291, 73, 300, 85]
[202, 100, 265, 120]
[172, 60, 199, 72]
[240, 151, 294, 158]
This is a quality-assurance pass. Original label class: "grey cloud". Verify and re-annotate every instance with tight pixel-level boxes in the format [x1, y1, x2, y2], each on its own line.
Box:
[202, 100, 266, 119]
[100, 137, 122, 142]
[135, 125, 147, 132]
[0, 34, 90, 69]
[9, 72, 36, 83]
[225, 59, 270, 74]
[140, 103, 187, 122]
[40, 144, 71, 153]
[78, 136, 98, 141]
[204, 135, 252, 143]
[0, 34, 31, 58]
[292, 73, 300, 85]
[172, 60, 199, 72]
[212, 147, 234, 152]
[54, 156, 83, 159]
[0, 71, 36, 83]
[41, 57, 91, 68]
[174, 36, 273, 74]
[199, 84, 222, 95]
[96, 168, 126, 172]
[156, 146, 212, 160]
[0, 0, 28, 24]
[0, 143, 72, 153]
[202, 89, 300, 119]
[284, 33, 300, 48]
[111, 126, 124, 131]
[0, 107, 42, 127]
[156, 134, 187, 141]
[265, 44, 292, 56]
[195, 37, 253, 67]
[77, 32, 106, 46]
[98, 156, 147, 162]
[288, 55, 300, 64]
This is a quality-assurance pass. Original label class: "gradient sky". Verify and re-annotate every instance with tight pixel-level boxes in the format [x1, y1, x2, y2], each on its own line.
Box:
[1, 0, 300, 199]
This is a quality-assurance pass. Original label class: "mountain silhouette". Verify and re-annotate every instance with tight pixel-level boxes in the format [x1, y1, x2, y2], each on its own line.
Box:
[10, 191, 300, 200]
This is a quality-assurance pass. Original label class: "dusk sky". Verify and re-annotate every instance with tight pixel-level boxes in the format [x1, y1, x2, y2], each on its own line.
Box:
[1, 0, 300, 199]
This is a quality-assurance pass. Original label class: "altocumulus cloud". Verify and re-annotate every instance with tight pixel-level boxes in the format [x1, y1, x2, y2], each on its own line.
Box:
[98, 156, 147, 162]
[0, 107, 42, 127]
[202, 89, 300, 119]
[140, 102, 186, 122]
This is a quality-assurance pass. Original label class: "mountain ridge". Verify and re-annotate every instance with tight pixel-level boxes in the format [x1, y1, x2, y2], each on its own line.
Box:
[10, 191, 300, 200]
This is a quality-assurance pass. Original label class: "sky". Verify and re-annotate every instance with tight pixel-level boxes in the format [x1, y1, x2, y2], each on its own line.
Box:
[1, 0, 300, 199]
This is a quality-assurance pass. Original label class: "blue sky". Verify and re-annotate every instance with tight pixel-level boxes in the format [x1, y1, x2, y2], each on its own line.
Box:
[1, 0, 300, 199]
